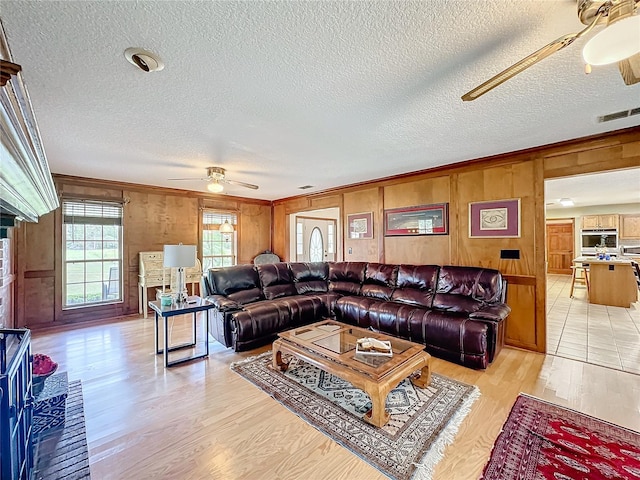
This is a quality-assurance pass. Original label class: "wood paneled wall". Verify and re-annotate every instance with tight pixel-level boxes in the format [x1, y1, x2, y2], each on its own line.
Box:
[273, 126, 640, 353]
[343, 188, 380, 263]
[14, 176, 271, 329]
[384, 176, 451, 265]
[11, 127, 640, 345]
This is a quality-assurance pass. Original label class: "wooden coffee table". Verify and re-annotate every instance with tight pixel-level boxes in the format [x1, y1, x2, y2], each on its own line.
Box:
[272, 319, 431, 427]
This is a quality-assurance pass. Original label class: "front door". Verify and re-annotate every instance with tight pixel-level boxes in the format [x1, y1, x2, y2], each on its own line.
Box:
[296, 217, 336, 262]
[546, 222, 574, 274]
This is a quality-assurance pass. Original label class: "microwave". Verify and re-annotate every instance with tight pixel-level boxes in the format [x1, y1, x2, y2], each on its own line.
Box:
[621, 245, 640, 256]
[581, 229, 618, 254]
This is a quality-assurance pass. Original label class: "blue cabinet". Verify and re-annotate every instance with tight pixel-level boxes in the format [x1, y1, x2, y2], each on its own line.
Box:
[0, 329, 34, 480]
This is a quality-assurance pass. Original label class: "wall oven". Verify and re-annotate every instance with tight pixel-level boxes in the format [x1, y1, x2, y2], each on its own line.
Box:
[581, 229, 618, 255]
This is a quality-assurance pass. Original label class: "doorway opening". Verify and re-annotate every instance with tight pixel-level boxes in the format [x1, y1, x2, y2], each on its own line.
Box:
[544, 168, 640, 374]
[289, 207, 341, 263]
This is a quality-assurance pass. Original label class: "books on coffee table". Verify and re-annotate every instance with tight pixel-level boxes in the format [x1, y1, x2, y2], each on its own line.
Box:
[356, 337, 393, 357]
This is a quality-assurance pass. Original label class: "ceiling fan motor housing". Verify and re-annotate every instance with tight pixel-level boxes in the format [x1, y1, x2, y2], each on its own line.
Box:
[579, 0, 638, 25]
[206, 166, 226, 180]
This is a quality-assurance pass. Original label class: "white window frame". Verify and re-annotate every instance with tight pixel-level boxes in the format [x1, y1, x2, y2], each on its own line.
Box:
[62, 199, 124, 308]
[202, 210, 238, 270]
[296, 222, 304, 256]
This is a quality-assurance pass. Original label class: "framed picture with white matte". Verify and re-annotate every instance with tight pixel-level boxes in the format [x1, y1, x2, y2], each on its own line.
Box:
[469, 198, 521, 238]
[347, 212, 373, 239]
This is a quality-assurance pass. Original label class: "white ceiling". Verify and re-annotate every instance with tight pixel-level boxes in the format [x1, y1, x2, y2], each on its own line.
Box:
[545, 168, 640, 208]
[2, 1, 640, 201]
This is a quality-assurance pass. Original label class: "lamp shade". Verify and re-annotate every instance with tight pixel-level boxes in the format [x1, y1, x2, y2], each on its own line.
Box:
[583, 15, 640, 65]
[163, 244, 196, 268]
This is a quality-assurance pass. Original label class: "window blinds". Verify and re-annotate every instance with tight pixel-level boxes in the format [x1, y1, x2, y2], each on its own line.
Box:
[202, 211, 237, 230]
[62, 200, 123, 226]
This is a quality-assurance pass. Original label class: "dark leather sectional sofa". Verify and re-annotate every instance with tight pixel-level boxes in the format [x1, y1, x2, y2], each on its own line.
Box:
[201, 261, 511, 369]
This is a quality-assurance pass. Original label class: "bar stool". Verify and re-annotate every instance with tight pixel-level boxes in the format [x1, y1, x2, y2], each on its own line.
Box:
[569, 261, 590, 298]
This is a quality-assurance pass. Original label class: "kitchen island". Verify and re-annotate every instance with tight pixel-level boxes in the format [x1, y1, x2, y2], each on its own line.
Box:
[574, 257, 638, 308]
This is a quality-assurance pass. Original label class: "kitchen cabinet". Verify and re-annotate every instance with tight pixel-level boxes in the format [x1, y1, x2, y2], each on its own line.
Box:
[620, 214, 640, 239]
[581, 214, 618, 229]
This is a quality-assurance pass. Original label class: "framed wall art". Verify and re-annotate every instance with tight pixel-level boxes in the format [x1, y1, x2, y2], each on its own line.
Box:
[384, 203, 449, 236]
[469, 198, 521, 238]
[347, 212, 373, 239]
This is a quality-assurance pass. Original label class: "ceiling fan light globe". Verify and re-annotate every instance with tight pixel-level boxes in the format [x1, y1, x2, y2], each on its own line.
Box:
[207, 181, 224, 193]
[582, 15, 640, 65]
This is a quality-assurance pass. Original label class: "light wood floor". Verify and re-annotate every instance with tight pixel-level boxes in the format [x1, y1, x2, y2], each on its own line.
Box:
[547, 274, 640, 373]
[31, 314, 640, 480]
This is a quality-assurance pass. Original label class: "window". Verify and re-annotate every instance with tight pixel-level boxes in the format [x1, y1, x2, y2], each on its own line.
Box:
[327, 222, 335, 254]
[296, 222, 303, 256]
[309, 227, 323, 262]
[63, 199, 123, 307]
[202, 210, 237, 270]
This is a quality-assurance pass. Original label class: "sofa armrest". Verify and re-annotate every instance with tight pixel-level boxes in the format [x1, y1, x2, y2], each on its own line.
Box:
[206, 294, 241, 312]
[469, 303, 511, 322]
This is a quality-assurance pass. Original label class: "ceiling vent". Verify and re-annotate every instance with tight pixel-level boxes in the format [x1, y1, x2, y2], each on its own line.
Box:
[124, 48, 164, 72]
[597, 107, 640, 123]
[298, 185, 314, 190]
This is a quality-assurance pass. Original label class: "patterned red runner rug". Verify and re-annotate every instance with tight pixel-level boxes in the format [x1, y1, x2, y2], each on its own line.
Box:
[481, 394, 640, 480]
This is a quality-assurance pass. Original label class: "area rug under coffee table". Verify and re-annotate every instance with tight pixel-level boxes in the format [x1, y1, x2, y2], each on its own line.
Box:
[481, 393, 640, 480]
[231, 351, 479, 480]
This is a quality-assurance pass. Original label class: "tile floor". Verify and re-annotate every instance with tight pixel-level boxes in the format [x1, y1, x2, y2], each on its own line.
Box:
[546, 274, 640, 374]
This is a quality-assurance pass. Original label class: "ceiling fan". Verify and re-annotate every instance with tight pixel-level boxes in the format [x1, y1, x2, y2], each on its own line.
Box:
[169, 166, 259, 193]
[462, 0, 640, 101]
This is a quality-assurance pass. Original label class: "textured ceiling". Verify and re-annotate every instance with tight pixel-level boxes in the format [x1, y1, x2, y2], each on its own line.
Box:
[2, 0, 640, 201]
[546, 168, 640, 209]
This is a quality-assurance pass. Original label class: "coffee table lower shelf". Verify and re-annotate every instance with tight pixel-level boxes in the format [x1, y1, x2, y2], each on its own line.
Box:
[272, 338, 431, 427]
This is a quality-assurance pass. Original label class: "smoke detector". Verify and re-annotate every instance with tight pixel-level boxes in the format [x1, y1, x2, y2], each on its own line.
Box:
[124, 48, 164, 72]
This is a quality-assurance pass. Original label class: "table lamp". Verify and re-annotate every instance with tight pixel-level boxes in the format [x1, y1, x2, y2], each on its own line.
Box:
[163, 244, 196, 303]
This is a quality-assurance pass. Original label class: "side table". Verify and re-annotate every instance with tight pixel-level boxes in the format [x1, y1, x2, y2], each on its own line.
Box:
[33, 372, 68, 436]
[148, 296, 216, 367]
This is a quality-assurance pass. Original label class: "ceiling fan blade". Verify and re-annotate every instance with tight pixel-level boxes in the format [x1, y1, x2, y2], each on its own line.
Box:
[619, 51, 640, 85]
[462, 11, 603, 101]
[167, 177, 209, 181]
[223, 179, 259, 190]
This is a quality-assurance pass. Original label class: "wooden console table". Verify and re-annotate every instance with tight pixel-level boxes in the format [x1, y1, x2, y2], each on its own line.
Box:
[138, 251, 202, 318]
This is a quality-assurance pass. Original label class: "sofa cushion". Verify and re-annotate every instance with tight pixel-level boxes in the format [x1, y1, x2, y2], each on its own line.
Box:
[275, 295, 329, 326]
[328, 262, 367, 295]
[391, 264, 439, 308]
[432, 294, 483, 313]
[367, 301, 414, 338]
[232, 301, 291, 344]
[289, 262, 329, 294]
[361, 263, 397, 300]
[436, 265, 504, 302]
[434, 266, 504, 313]
[334, 295, 378, 327]
[256, 262, 298, 300]
[407, 309, 488, 357]
[208, 265, 264, 305]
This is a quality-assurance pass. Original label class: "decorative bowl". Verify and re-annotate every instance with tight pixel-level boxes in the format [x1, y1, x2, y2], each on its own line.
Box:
[32, 354, 58, 396]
